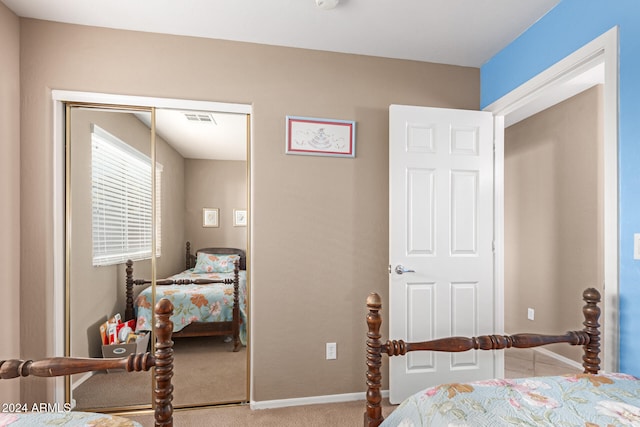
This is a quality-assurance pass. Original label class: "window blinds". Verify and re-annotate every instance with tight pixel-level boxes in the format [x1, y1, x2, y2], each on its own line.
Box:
[91, 124, 161, 266]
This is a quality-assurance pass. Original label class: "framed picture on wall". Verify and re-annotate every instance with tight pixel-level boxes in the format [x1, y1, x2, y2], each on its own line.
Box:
[202, 208, 219, 227]
[233, 209, 247, 227]
[285, 116, 356, 158]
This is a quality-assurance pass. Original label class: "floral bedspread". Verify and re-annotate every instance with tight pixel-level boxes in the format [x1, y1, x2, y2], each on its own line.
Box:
[382, 372, 640, 426]
[0, 411, 140, 426]
[134, 269, 247, 345]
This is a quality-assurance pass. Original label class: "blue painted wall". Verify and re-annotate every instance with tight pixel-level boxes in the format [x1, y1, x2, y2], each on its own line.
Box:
[481, 0, 640, 376]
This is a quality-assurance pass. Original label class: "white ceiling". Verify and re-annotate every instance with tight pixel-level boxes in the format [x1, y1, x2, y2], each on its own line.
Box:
[3, 0, 560, 159]
[2, 0, 559, 67]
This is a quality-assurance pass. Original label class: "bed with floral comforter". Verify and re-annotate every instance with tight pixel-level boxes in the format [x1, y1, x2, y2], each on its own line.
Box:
[381, 372, 640, 426]
[134, 266, 247, 346]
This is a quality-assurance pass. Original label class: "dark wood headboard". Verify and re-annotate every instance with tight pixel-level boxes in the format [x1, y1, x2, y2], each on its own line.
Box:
[185, 241, 246, 271]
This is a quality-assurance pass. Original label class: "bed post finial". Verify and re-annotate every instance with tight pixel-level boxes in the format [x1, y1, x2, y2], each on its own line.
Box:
[154, 298, 174, 427]
[185, 241, 191, 270]
[365, 292, 384, 427]
[582, 287, 601, 374]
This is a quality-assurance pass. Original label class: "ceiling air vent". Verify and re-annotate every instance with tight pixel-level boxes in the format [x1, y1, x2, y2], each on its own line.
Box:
[183, 112, 217, 125]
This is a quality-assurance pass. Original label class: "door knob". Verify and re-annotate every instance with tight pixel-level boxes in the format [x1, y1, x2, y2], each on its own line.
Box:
[394, 265, 415, 275]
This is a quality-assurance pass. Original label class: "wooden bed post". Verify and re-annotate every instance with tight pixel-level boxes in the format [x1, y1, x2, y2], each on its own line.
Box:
[365, 292, 384, 427]
[125, 259, 134, 321]
[581, 287, 601, 374]
[185, 241, 191, 270]
[232, 259, 241, 352]
[154, 298, 174, 427]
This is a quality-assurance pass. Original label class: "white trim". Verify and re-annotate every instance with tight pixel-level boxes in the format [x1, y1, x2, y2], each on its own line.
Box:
[51, 90, 252, 115]
[493, 115, 505, 379]
[70, 372, 95, 391]
[52, 90, 253, 403]
[485, 26, 619, 373]
[250, 390, 389, 410]
[534, 347, 583, 372]
[248, 120, 256, 412]
[52, 96, 66, 404]
[601, 27, 620, 374]
[485, 41, 607, 128]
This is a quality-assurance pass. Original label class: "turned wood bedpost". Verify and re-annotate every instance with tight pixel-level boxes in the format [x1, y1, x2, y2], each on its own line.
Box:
[232, 260, 241, 352]
[125, 259, 134, 321]
[581, 287, 601, 374]
[365, 293, 384, 427]
[185, 241, 192, 270]
[154, 298, 174, 427]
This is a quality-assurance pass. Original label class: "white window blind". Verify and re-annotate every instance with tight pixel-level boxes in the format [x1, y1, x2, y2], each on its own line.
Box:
[91, 124, 162, 266]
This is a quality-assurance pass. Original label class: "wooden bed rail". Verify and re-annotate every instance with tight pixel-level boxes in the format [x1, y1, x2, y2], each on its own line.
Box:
[124, 258, 237, 321]
[124, 250, 242, 351]
[1, 299, 175, 427]
[364, 288, 601, 427]
[0, 353, 157, 378]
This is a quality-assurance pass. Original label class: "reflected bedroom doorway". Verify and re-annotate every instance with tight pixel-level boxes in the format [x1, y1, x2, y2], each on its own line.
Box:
[53, 91, 252, 411]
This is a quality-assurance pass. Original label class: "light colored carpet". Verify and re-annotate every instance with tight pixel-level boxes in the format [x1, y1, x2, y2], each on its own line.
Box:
[117, 349, 576, 425]
[126, 399, 396, 427]
[73, 336, 247, 410]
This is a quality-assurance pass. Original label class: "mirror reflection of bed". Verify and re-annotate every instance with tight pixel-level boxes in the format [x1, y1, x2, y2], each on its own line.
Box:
[68, 105, 249, 410]
[74, 245, 248, 409]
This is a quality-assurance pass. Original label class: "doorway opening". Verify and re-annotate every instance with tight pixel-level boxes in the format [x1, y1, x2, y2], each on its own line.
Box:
[485, 26, 618, 373]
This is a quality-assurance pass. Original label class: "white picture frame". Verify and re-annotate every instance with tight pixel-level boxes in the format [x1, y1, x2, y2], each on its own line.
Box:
[202, 208, 219, 227]
[233, 209, 247, 227]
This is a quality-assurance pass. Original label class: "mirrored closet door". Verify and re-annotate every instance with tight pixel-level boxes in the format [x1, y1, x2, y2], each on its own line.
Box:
[67, 104, 154, 411]
[153, 107, 249, 407]
[65, 101, 250, 412]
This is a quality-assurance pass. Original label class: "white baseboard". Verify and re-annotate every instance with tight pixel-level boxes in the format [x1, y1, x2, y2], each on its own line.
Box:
[249, 347, 583, 409]
[250, 348, 585, 411]
[534, 347, 583, 371]
[250, 348, 584, 411]
[250, 390, 389, 410]
[71, 372, 95, 391]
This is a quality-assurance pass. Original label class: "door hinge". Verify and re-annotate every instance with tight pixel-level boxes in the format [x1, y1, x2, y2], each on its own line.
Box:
[388, 264, 392, 274]
[492, 241, 495, 252]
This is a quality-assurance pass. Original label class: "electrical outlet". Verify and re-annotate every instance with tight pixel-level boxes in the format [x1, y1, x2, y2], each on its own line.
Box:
[527, 308, 535, 321]
[326, 342, 337, 360]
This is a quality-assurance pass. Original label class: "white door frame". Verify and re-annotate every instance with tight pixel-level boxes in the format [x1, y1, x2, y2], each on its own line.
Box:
[484, 26, 619, 373]
[51, 90, 253, 403]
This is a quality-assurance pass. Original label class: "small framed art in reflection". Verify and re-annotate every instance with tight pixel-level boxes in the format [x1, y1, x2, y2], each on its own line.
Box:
[202, 208, 219, 228]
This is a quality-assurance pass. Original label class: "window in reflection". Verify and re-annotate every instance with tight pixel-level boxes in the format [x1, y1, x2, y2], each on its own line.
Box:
[91, 124, 162, 265]
[69, 106, 154, 411]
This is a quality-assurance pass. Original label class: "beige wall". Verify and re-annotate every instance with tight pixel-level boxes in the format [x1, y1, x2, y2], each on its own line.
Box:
[184, 159, 247, 252]
[504, 85, 604, 362]
[18, 19, 479, 403]
[0, 1, 20, 404]
[156, 124, 188, 278]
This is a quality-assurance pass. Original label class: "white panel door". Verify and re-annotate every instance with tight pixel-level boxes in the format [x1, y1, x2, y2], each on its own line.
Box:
[389, 105, 496, 403]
